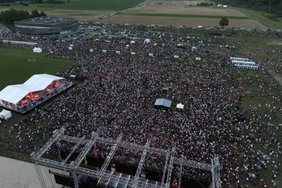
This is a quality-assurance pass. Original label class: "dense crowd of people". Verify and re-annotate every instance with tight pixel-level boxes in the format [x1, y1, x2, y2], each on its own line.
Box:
[1, 23, 282, 187]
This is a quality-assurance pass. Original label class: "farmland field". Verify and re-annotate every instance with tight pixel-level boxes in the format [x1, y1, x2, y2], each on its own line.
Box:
[100, 0, 269, 28]
[0, 0, 281, 28]
[102, 14, 266, 28]
[128, 3, 246, 17]
[0, 46, 73, 90]
[0, 0, 145, 11]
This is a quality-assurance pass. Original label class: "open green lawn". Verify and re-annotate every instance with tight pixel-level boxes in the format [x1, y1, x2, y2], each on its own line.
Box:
[0, 45, 73, 90]
[0, 0, 144, 11]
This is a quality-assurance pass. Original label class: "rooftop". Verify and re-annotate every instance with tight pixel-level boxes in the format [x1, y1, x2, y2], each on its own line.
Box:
[15, 16, 78, 27]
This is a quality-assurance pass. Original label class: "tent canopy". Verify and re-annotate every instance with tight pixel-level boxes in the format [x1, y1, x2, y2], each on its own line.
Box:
[0, 74, 64, 105]
[144, 39, 151, 43]
[154, 98, 172, 109]
[23, 74, 64, 91]
[33, 47, 42, 53]
[0, 109, 12, 120]
[176, 103, 184, 110]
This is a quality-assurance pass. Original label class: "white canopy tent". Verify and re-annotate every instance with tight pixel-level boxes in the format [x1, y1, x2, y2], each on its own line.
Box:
[23, 74, 64, 91]
[0, 74, 64, 107]
[0, 109, 12, 120]
[176, 103, 184, 110]
[144, 39, 151, 44]
[192, 46, 197, 52]
[33, 47, 42, 53]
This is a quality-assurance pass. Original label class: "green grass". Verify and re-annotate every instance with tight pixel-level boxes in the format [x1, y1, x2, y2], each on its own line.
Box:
[0, 45, 73, 161]
[236, 7, 282, 29]
[119, 12, 249, 19]
[0, 0, 144, 11]
[0, 45, 73, 90]
[239, 70, 282, 188]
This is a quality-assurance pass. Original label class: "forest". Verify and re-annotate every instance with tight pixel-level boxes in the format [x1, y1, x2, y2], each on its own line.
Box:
[0, 9, 46, 27]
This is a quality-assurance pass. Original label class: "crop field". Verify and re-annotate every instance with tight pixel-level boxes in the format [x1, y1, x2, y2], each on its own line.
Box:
[128, 3, 246, 17]
[102, 14, 266, 28]
[99, 0, 267, 28]
[9, 0, 144, 11]
[1, 0, 280, 28]
[0, 46, 73, 90]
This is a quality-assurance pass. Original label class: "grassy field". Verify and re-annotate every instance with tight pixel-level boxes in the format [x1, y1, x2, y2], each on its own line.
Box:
[119, 12, 249, 19]
[223, 33, 282, 187]
[239, 70, 282, 188]
[236, 7, 282, 29]
[0, 0, 144, 11]
[1, 0, 281, 28]
[103, 15, 266, 28]
[0, 45, 73, 90]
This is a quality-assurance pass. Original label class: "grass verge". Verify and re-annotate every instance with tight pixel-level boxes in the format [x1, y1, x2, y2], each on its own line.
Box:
[0, 45, 73, 90]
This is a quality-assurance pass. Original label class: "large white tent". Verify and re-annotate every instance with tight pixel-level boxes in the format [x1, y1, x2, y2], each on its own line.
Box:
[0, 74, 64, 106]
[0, 109, 12, 120]
[23, 74, 64, 91]
[33, 47, 42, 53]
[0, 74, 68, 113]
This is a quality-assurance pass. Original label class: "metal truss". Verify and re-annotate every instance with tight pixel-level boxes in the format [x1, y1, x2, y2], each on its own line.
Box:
[132, 139, 151, 188]
[32, 129, 221, 188]
[98, 133, 123, 183]
[178, 156, 184, 188]
[211, 156, 221, 188]
[165, 147, 176, 188]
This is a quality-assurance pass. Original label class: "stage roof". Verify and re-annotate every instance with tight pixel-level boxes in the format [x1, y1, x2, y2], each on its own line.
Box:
[0, 74, 64, 104]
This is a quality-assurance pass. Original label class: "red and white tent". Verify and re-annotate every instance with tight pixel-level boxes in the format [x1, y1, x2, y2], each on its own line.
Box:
[0, 74, 71, 113]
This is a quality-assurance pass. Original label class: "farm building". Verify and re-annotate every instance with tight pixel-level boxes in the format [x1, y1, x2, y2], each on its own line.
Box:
[15, 16, 79, 35]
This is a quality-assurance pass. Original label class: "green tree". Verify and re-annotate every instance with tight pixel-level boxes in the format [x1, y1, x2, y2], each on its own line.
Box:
[31, 9, 40, 18]
[219, 17, 229, 28]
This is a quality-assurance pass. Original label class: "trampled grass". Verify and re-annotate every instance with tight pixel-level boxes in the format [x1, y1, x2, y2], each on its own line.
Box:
[0, 45, 73, 90]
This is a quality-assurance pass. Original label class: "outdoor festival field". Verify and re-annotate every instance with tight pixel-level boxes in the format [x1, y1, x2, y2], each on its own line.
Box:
[0, 46, 73, 90]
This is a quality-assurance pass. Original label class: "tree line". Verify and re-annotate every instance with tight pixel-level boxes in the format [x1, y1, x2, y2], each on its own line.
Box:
[0, 9, 46, 27]
[213, 0, 282, 17]
[0, 0, 66, 3]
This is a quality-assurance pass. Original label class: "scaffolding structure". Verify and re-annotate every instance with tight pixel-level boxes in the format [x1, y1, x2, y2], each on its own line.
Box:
[31, 127, 222, 188]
